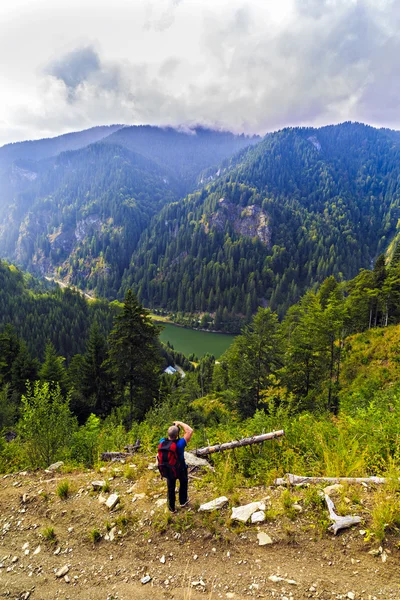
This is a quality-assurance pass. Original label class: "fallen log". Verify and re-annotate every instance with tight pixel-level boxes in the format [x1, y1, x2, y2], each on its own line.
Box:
[101, 439, 140, 462]
[275, 473, 390, 486]
[192, 430, 285, 457]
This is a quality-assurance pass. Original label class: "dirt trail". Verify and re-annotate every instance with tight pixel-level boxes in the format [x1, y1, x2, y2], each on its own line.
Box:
[0, 463, 399, 600]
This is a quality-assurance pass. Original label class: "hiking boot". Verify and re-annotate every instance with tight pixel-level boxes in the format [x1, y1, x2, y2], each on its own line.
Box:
[180, 499, 190, 508]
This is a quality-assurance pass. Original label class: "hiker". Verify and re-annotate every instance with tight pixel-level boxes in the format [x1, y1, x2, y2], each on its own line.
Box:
[158, 420, 193, 512]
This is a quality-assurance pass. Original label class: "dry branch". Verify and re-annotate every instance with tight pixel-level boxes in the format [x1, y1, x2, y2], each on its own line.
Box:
[192, 430, 285, 457]
[275, 473, 390, 486]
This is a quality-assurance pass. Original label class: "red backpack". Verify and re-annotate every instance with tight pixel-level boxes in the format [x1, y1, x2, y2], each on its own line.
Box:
[157, 439, 181, 478]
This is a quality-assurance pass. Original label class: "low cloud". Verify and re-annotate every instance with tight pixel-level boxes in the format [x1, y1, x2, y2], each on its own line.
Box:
[3, 0, 400, 143]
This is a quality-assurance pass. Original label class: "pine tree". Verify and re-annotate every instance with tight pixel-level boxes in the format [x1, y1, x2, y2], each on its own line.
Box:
[107, 290, 162, 427]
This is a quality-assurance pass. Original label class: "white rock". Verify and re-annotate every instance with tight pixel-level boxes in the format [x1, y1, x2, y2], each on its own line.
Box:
[22, 542, 29, 551]
[47, 461, 64, 472]
[347, 593, 355, 600]
[257, 532, 273, 546]
[198, 496, 229, 512]
[231, 501, 265, 523]
[292, 503, 303, 512]
[132, 493, 146, 503]
[141, 575, 152, 584]
[56, 565, 69, 578]
[64, 575, 70, 583]
[106, 494, 120, 510]
[91, 480, 106, 490]
[191, 579, 206, 587]
[155, 499, 167, 508]
[251, 510, 266, 523]
[184, 452, 212, 468]
[53, 547, 61, 555]
[160, 555, 166, 564]
[98, 494, 107, 505]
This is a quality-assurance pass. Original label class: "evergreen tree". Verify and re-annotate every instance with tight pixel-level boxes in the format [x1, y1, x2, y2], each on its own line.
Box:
[107, 290, 162, 427]
[224, 308, 282, 418]
[39, 342, 69, 395]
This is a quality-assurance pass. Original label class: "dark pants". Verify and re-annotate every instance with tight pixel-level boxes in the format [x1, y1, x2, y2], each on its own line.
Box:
[166, 465, 188, 511]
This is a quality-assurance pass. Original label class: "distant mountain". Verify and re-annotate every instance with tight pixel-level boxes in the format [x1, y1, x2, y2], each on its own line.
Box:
[122, 122, 400, 321]
[103, 125, 260, 193]
[0, 125, 123, 173]
[0, 125, 257, 296]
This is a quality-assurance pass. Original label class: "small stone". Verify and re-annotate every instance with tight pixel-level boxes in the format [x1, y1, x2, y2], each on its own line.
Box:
[64, 575, 70, 583]
[198, 496, 229, 512]
[91, 480, 106, 490]
[160, 555, 166, 564]
[98, 494, 107, 505]
[251, 510, 266, 523]
[141, 575, 152, 584]
[292, 503, 303, 512]
[22, 542, 29, 551]
[193, 554, 198, 560]
[323, 484, 344, 496]
[191, 579, 206, 587]
[347, 593, 355, 600]
[56, 565, 69, 578]
[231, 501, 265, 523]
[11, 556, 18, 563]
[106, 494, 120, 510]
[67, 527, 74, 533]
[53, 547, 61, 555]
[257, 532, 273, 546]
[155, 499, 167, 508]
[47, 461, 64, 472]
[33, 545, 41, 555]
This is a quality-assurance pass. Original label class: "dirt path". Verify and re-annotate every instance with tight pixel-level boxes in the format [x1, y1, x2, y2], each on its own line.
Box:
[1, 465, 399, 600]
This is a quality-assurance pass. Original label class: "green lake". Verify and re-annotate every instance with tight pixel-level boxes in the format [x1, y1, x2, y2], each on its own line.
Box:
[159, 322, 235, 358]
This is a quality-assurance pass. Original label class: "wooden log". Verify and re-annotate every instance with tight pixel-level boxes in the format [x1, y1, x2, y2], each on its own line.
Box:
[275, 473, 390, 486]
[192, 430, 285, 457]
[101, 439, 141, 462]
[101, 452, 131, 461]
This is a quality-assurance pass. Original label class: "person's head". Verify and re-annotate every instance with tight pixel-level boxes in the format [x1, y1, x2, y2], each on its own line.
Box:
[168, 425, 179, 440]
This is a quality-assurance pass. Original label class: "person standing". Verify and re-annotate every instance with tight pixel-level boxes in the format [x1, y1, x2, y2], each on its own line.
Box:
[158, 420, 193, 512]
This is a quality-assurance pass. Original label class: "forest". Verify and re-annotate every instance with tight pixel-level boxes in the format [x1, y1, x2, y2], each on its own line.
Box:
[2, 122, 400, 331]
[1, 244, 400, 487]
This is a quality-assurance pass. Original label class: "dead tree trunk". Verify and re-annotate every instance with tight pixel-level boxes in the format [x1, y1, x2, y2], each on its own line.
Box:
[101, 439, 140, 462]
[275, 473, 390, 486]
[192, 430, 285, 457]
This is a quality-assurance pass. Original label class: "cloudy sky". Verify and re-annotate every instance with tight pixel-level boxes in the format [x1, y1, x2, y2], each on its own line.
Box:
[0, 0, 399, 146]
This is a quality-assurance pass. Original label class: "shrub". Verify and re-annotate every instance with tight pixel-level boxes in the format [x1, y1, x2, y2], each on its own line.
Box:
[42, 527, 57, 544]
[19, 382, 77, 468]
[57, 480, 70, 499]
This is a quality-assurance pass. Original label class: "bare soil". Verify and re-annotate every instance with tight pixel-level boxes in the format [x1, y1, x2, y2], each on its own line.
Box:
[0, 461, 399, 600]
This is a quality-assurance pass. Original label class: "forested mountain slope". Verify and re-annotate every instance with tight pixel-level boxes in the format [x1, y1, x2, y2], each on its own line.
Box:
[0, 126, 256, 296]
[0, 259, 115, 361]
[103, 125, 260, 193]
[124, 122, 400, 319]
[0, 125, 122, 174]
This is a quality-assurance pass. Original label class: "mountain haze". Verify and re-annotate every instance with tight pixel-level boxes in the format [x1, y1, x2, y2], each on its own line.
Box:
[0, 125, 256, 297]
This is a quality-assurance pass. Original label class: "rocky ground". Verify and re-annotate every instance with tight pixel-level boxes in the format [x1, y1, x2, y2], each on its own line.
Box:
[0, 457, 399, 600]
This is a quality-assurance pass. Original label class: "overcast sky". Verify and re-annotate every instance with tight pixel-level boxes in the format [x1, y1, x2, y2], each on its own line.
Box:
[0, 0, 399, 146]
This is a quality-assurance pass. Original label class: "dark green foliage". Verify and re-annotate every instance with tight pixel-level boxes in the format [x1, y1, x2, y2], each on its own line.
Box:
[222, 308, 282, 417]
[107, 290, 162, 426]
[124, 123, 400, 324]
[0, 260, 116, 361]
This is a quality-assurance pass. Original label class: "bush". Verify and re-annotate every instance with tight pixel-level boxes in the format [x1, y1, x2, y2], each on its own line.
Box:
[19, 382, 77, 468]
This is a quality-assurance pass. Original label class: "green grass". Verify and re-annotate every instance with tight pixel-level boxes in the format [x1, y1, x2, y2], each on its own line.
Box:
[56, 480, 70, 499]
